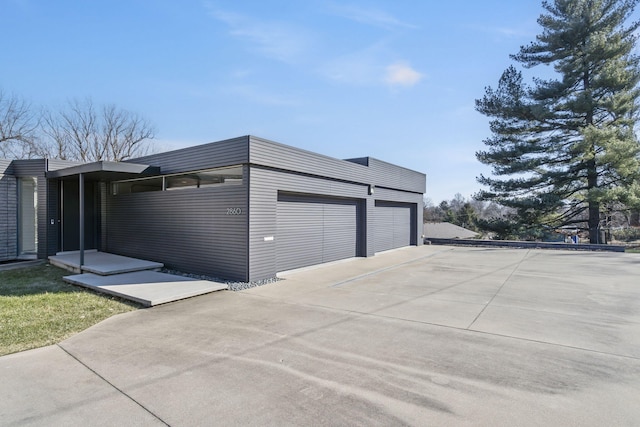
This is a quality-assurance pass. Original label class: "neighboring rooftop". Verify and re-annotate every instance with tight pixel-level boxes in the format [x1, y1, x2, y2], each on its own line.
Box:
[424, 222, 478, 239]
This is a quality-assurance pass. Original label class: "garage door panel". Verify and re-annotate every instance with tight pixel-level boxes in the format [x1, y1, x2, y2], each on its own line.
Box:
[277, 194, 359, 272]
[323, 201, 357, 263]
[374, 201, 413, 253]
[276, 200, 323, 272]
[393, 208, 411, 248]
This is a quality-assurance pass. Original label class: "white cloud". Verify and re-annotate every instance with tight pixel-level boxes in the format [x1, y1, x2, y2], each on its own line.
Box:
[327, 3, 416, 30]
[321, 46, 424, 88]
[206, 6, 310, 63]
[384, 62, 423, 87]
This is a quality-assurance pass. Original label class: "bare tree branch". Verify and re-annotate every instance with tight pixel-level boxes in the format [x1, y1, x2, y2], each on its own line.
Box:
[40, 98, 155, 162]
[0, 89, 38, 159]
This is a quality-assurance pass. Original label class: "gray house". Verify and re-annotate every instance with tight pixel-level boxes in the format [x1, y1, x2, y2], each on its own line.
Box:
[1, 136, 426, 281]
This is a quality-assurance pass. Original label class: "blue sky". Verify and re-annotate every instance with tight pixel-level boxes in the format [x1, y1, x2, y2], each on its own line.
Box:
[2, 1, 564, 202]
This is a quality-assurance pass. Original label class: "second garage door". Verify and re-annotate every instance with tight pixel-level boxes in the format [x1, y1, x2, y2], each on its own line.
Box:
[373, 201, 414, 253]
[276, 193, 361, 272]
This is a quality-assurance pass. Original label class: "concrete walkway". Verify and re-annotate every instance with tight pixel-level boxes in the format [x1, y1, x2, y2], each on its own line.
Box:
[2, 246, 639, 426]
[64, 271, 228, 307]
[48, 251, 227, 306]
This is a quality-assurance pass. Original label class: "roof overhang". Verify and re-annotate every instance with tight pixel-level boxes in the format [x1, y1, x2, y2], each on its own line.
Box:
[46, 161, 160, 181]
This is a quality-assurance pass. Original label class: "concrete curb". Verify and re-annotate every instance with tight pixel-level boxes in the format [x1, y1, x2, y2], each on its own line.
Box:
[425, 238, 626, 252]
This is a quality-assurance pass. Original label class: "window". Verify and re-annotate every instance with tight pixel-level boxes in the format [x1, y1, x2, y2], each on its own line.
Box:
[18, 177, 38, 256]
[112, 165, 243, 195]
[165, 174, 199, 190]
[189, 167, 243, 188]
[113, 177, 163, 195]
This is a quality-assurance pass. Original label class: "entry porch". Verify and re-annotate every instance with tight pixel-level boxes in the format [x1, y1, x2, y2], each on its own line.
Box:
[49, 251, 227, 307]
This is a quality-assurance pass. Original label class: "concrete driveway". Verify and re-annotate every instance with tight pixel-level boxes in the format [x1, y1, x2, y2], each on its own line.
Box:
[1, 246, 639, 426]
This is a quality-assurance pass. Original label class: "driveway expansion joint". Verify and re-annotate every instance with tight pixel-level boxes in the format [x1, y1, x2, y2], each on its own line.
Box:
[330, 248, 454, 288]
[465, 249, 531, 329]
[56, 344, 170, 427]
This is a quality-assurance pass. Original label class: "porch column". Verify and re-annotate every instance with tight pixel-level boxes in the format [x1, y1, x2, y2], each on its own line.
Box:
[79, 173, 84, 268]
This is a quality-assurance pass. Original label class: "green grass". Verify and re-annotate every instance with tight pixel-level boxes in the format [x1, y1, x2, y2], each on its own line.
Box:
[0, 263, 138, 356]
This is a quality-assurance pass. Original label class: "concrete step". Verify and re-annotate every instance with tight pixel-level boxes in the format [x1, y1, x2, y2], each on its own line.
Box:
[49, 251, 163, 275]
[64, 270, 228, 307]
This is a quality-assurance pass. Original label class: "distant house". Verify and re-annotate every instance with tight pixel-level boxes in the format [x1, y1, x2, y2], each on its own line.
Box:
[424, 222, 478, 240]
[0, 135, 426, 281]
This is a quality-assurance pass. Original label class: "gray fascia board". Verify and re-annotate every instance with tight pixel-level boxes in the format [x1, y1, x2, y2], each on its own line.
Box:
[0, 159, 13, 174]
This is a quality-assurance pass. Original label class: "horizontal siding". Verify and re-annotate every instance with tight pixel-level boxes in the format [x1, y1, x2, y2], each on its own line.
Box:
[10, 159, 46, 177]
[374, 187, 423, 204]
[367, 158, 426, 194]
[128, 136, 249, 174]
[0, 174, 17, 260]
[247, 167, 277, 280]
[106, 168, 249, 281]
[250, 136, 371, 186]
[249, 136, 425, 193]
[364, 198, 375, 256]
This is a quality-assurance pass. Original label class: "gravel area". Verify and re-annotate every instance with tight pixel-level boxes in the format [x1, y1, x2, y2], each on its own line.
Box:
[162, 269, 280, 291]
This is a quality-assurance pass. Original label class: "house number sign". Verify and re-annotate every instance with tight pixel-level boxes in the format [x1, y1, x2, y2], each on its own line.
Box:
[226, 208, 243, 215]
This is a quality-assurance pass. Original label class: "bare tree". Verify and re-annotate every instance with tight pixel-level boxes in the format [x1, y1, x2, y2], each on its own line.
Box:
[0, 89, 38, 159]
[41, 98, 155, 162]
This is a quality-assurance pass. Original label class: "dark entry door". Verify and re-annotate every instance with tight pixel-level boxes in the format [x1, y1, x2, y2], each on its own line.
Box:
[60, 180, 98, 252]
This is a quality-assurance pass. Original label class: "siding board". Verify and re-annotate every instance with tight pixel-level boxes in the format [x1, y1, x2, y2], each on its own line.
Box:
[0, 173, 17, 260]
[129, 136, 249, 174]
[249, 136, 425, 193]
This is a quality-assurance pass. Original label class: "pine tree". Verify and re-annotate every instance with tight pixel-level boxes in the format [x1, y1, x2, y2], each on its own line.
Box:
[476, 0, 640, 243]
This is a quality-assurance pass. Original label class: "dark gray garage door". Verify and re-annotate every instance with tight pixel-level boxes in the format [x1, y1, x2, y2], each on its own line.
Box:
[276, 193, 360, 272]
[374, 201, 413, 253]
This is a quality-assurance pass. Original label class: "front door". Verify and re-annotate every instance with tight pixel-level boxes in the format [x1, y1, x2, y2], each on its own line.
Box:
[59, 179, 98, 252]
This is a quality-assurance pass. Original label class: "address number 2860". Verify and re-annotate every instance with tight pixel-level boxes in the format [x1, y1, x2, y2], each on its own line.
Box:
[226, 208, 243, 215]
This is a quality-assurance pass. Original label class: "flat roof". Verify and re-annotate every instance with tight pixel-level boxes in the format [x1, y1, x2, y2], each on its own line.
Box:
[46, 161, 160, 181]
